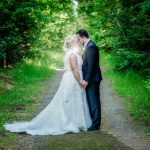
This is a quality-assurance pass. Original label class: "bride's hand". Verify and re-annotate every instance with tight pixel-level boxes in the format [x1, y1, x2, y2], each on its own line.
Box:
[81, 80, 88, 89]
[79, 80, 83, 88]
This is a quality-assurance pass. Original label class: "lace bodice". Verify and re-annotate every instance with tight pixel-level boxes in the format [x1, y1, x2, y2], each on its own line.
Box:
[64, 50, 83, 71]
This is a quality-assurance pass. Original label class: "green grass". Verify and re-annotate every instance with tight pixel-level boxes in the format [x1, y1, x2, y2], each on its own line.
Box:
[0, 51, 64, 149]
[101, 50, 150, 125]
[0, 51, 63, 131]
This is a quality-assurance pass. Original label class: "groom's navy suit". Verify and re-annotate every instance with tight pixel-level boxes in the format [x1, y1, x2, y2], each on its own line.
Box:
[82, 40, 102, 129]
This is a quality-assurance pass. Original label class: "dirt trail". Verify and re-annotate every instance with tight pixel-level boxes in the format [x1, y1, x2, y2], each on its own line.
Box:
[101, 78, 150, 150]
[14, 69, 149, 150]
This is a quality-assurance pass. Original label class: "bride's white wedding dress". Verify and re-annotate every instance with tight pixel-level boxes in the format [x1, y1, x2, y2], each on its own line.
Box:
[4, 50, 92, 135]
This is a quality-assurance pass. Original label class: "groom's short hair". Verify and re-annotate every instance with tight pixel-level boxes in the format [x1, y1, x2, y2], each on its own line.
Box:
[76, 29, 89, 38]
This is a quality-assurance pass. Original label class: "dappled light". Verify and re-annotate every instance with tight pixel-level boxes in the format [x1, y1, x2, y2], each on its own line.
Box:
[0, 0, 150, 149]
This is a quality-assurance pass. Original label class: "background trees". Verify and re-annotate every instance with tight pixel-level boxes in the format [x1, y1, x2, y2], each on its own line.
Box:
[0, 0, 73, 67]
[78, 0, 150, 123]
[1, 0, 149, 75]
[0, 0, 149, 123]
[78, 0, 150, 76]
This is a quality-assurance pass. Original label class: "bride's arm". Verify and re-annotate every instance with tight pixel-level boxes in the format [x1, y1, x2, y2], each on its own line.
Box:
[69, 54, 82, 86]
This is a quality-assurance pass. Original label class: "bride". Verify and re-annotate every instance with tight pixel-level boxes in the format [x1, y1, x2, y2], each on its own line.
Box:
[4, 35, 92, 135]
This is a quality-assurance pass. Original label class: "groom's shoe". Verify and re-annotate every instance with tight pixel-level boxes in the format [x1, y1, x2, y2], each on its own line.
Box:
[95, 126, 100, 130]
[87, 126, 100, 131]
[87, 127, 95, 131]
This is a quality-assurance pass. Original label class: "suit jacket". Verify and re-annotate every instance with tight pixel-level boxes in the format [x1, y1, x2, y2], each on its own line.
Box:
[82, 40, 102, 82]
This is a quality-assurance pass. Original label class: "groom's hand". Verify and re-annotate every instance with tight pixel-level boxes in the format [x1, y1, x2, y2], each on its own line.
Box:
[79, 81, 83, 88]
[82, 80, 88, 88]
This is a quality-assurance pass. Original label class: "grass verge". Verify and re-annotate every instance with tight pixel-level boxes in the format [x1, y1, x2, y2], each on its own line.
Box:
[101, 50, 150, 127]
[0, 51, 63, 131]
[0, 51, 63, 149]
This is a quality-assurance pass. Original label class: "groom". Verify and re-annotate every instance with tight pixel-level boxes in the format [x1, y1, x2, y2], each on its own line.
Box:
[76, 29, 102, 131]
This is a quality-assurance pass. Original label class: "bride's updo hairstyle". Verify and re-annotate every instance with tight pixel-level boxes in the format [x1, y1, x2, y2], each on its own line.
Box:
[63, 35, 76, 52]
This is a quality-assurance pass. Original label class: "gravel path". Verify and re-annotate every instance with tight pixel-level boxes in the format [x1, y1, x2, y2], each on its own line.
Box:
[101, 78, 150, 150]
[17, 68, 65, 150]
[16, 69, 149, 150]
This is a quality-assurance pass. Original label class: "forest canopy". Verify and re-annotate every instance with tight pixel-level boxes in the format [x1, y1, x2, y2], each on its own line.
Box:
[0, 0, 73, 67]
[78, 0, 150, 76]
[0, 0, 150, 77]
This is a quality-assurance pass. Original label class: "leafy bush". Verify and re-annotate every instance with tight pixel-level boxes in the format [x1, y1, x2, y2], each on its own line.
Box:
[78, 0, 150, 123]
[78, 0, 150, 76]
[110, 48, 150, 75]
[0, 0, 73, 67]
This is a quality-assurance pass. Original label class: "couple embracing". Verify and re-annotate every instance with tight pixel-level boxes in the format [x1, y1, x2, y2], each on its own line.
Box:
[4, 29, 102, 135]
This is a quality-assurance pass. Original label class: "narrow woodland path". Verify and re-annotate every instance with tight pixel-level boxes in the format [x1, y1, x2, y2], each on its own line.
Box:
[101, 77, 150, 150]
[14, 68, 149, 150]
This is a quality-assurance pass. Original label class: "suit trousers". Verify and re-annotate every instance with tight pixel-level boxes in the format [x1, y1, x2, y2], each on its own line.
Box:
[85, 81, 101, 128]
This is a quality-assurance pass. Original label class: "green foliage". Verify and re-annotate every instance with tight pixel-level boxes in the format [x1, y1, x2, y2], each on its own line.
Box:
[0, 0, 79, 132]
[112, 0, 150, 75]
[145, 77, 150, 91]
[78, 0, 150, 76]
[77, 0, 150, 123]
[0, 0, 73, 67]
[101, 51, 150, 124]
[0, 51, 63, 130]
[0, 0, 37, 65]
[110, 48, 150, 75]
